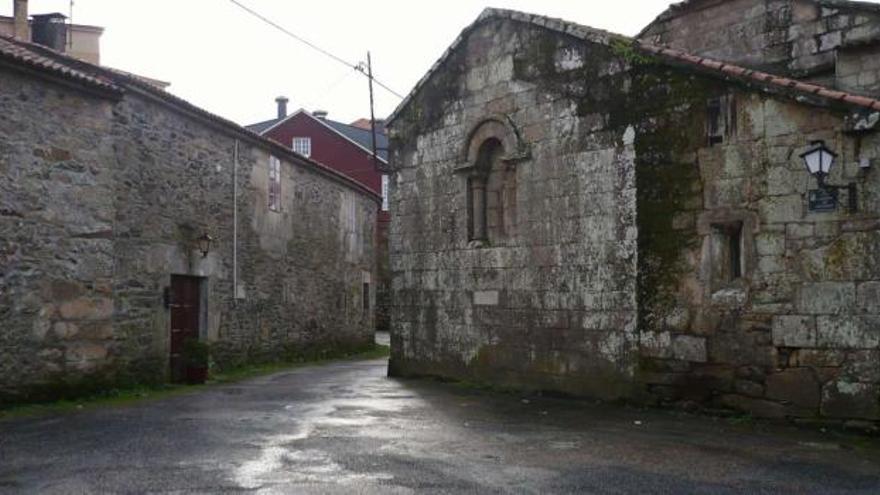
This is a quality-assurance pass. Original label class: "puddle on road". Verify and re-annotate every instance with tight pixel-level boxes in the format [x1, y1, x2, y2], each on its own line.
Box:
[233, 384, 423, 490]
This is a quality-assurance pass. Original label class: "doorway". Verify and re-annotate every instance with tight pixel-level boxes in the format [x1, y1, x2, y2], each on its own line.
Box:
[169, 275, 204, 382]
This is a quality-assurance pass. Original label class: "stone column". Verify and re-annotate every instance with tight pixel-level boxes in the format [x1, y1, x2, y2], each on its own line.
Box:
[471, 177, 487, 241]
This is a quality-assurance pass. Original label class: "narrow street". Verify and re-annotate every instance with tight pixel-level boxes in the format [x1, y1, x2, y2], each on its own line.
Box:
[1, 352, 879, 494]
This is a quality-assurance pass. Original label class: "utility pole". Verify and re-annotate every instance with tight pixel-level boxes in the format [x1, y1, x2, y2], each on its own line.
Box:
[366, 51, 382, 174]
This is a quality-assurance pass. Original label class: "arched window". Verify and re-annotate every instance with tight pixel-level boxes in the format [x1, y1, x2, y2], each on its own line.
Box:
[459, 116, 529, 247]
[468, 138, 515, 243]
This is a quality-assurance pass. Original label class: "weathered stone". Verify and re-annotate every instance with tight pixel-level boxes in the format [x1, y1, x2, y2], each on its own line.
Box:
[474, 291, 500, 306]
[720, 394, 787, 419]
[816, 316, 880, 349]
[765, 368, 821, 410]
[387, 7, 880, 423]
[841, 351, 880, 383]
[639, 332, 672, 358]
[64, 342, 109, 371]
[822, 381, 880, 420]
[797, 283, 856, 315]
[857, 282, 880, 314]
[52, 322, 79, 340]
[58, 298, 113, 321]
[772, 315, 815, 347]
[672, 335, 708, 363]
[0, 48, 378, 401]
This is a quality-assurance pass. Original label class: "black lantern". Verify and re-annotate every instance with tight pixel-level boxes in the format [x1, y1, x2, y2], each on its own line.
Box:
[196, 233, 214, 258]
[800, 140, 837, 187]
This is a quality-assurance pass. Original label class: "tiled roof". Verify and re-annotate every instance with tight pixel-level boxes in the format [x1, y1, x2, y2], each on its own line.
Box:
[388, 7, 880, 125]
[638, 42, 880, 111]
[0, 34, 120, 94]
[0, 34, 381, 202]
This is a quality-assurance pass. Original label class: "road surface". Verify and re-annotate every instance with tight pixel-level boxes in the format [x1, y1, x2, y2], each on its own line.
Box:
[1, 357, 879, 494]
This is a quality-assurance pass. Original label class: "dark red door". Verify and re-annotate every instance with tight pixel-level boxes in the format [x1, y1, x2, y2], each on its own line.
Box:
[170, 275, 202, 382]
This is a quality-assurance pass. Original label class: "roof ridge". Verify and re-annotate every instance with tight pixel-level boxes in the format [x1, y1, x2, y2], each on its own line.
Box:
[0, 34, 381, 201]
[387, 8, 880, 125]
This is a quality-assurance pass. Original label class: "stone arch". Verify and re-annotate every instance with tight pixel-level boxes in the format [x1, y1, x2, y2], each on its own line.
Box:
[461, 116, 526, 245]
[462, 115, 528, 165]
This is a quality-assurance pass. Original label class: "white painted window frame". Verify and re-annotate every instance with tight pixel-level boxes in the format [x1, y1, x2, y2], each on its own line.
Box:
[292, 137, 312, 158]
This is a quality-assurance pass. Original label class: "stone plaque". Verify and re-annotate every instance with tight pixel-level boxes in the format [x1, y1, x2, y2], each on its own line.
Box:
[808, 188, 838, 213]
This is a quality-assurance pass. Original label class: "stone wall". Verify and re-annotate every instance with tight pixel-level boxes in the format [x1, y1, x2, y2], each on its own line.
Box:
[837, 44, 880, 95]
[388, 18, 640, 399]
[0, 69, 119, 396]
[0, 67, 377, 403]
[639, 0, 880, 93]
[637, 90, 880, 422]
[389, 12, 880, 422]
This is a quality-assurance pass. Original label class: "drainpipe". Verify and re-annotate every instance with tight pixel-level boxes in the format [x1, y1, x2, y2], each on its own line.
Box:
[233, 140, 239, 301]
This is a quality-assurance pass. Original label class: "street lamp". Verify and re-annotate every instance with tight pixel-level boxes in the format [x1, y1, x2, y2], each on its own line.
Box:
[196, 233, 214, 258]
[800, 140, 837, 187]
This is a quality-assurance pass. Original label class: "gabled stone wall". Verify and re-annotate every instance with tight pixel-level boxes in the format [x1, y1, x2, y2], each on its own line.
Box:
[389, 14, 880, 422]
[0, 68, 377, 403]
[389, 19, 640, 399]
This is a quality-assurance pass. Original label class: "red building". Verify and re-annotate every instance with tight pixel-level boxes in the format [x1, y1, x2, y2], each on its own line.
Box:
[247, 99, 392, 330]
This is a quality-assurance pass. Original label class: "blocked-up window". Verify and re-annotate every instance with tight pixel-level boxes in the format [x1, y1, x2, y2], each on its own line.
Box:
[706, 95, 736, 146]
[711, 222, 744, 284]
[292, 137, 312, 158]
[268, 156, 281, 211]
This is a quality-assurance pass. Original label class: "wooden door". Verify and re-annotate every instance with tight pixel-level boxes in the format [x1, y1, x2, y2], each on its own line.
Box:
[169, 275, 202, 382]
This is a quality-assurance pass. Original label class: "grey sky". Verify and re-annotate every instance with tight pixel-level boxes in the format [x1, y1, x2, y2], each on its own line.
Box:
[4, 1, 854, 126]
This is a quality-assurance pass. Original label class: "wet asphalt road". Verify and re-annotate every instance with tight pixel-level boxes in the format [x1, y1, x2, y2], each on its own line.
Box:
[2, 352, 880, 493]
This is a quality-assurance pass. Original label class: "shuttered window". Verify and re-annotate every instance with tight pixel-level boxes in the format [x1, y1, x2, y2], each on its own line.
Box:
[268, 156, 281, 211]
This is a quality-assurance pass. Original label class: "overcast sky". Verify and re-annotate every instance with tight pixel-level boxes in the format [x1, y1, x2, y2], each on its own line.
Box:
[5, 1, 702, 124]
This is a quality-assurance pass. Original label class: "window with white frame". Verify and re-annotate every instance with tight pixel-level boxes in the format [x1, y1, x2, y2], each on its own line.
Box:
[381, 174, 390, 211]
[292, 137, 312, 158]
[268, 156, 281, 211]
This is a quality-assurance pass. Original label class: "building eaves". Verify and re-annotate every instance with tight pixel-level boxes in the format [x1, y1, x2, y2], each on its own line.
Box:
[638, 42, 880, 112]
[0, 35, 380, 203]
[388, 7, 880, 126]
[0, 34, 120, 95]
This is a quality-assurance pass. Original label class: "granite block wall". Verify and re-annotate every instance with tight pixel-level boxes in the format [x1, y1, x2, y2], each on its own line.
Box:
[640, 0, 880, 95]
[388, 19, 640, 399]
[389, 12, 880, 422]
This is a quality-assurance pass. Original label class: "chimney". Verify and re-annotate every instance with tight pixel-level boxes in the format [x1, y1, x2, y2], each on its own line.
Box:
[13, 0, 28, 40]
[275, 96, 289, 119]
[313, 110, 328, 120]
[31, 13, 68, 52]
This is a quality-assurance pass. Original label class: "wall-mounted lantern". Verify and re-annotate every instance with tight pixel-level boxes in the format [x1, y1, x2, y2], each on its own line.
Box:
[799, 140, 859, 213]
[196, 233, 214, 258]
[800, 140, 837, 188]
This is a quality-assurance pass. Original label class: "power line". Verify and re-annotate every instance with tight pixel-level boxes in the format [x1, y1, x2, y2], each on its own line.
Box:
[228, 0, 404, 100]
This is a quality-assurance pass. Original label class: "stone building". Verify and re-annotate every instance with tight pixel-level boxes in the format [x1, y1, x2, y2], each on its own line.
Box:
[386, 7, 880, 422]
[640, 0, 880, 95]
[0, 34, 378, 403]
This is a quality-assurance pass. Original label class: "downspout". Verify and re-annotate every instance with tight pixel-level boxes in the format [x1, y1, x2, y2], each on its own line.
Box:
[233, 140, 239, 301]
